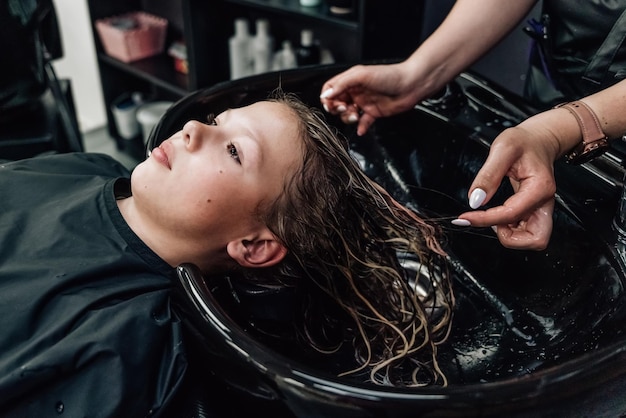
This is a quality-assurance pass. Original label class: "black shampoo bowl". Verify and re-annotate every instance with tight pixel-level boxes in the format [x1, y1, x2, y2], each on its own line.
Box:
[154, 65, 626, 417]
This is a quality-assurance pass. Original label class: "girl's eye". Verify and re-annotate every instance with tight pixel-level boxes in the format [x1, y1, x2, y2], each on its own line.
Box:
[206, 113, 217, 126]
[227, 143, 240, 163]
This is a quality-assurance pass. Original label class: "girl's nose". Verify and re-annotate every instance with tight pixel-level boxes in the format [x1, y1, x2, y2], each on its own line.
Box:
[181, 120, 204, 151]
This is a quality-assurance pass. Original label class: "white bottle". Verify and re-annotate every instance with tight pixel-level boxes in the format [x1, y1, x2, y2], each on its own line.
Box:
[300, 0, 321, 6]
[252, 19, 274, 74]
[281, 40, 297, 69]
[272, 40, 298, 71]
[229, 18, 252, 79]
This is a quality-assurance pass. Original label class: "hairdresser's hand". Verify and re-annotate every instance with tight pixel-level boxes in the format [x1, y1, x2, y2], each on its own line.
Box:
[320, 62, 429, 136]
[453, 121, 566, 251]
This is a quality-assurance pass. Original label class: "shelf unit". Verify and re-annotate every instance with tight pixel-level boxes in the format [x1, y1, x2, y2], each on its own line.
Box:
[87, 0, 424, 154]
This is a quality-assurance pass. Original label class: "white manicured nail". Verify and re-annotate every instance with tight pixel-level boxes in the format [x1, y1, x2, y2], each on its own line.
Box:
[348, 114, 359, 123]
[320, 88, 333, 99]
[451, 219, 471, 226]
[323, 103, 329, 112]
[469, 188, 487, 209]
[337, 105, 347, 113]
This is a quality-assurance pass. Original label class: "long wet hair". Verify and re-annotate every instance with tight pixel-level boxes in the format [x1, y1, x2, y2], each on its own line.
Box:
[248, 90, 454, 387]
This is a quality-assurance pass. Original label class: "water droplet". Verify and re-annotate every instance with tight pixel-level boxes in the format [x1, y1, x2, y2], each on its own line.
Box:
[55, 402, 64, 414]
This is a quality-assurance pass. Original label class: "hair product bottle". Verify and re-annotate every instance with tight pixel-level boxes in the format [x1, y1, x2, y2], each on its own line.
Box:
[252, 19, 274, 74]
[229, 18, 252, 79]
[296, 29, 320, 67]
[272, 40, 298, 71]
[299, 0, 321, 6]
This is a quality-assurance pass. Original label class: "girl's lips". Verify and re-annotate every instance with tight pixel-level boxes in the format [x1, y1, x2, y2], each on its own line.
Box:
[151, 143, 171, 169]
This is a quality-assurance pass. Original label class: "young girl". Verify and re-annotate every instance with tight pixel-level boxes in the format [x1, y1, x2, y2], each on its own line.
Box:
[0, 91, 453, 416]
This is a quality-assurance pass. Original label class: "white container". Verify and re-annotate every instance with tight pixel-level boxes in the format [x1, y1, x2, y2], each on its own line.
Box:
[272, 40, 297, 71]
[229, 18, 252, 79]
[299, 0, 321, 6]
[252, 19, 274, 74]
[136, 101, 173, 145]
[111, 92, 142, 140]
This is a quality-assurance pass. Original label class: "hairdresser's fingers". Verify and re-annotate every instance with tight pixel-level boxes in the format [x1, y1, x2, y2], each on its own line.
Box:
[491, 199, 554, 250]
[320, 81, 353, 114]
[356, 113, 377, 136]
[320, 85, 340, 102]
[322, 99, 347, 114]
[334, 109, 375, 136]
[453, 187, 555, 250]
[321, 66, 379, 117]
[321, 92, 358, 118]
[464, 128, 557, 217]
[456, 176, 554, 227]
[336, 110, 355, 122]
[320, 66, 364, 101]
[465, 140, 522, 210]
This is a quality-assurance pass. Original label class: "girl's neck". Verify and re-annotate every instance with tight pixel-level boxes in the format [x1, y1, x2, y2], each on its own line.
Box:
[115, 196, 230, 272]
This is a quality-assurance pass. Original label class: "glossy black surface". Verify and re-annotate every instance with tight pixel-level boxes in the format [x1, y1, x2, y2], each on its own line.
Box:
[154, 65, 626, 417]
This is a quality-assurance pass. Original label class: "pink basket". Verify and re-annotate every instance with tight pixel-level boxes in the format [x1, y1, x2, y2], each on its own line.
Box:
[95, 12, 168, 63]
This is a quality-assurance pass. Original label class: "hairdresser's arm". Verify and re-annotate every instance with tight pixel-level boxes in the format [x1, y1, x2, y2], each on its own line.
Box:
[456, 78, 626, 250]
[320, 0, 538, 135]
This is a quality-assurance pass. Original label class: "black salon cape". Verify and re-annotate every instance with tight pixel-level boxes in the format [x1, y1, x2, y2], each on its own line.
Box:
[0, 153, 187, 417]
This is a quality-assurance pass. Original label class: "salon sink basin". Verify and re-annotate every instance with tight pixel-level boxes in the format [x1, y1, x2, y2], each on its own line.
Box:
[158, 65, 626, 417]
[353, 96, 626, 386]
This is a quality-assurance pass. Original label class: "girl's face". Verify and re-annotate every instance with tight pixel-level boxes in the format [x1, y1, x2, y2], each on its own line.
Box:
[130, 101, 302, 246]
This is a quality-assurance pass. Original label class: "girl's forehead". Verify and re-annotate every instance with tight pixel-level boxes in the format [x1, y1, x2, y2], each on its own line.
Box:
[216, 101, 299, 135]
[249, 100, 292, 115]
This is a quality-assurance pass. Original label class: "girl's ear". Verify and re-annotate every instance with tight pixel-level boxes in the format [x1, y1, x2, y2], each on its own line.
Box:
[226, 230, 287, 268]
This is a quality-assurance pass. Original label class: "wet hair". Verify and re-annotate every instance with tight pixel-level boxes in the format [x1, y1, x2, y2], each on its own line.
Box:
[246, 90, 454, 387]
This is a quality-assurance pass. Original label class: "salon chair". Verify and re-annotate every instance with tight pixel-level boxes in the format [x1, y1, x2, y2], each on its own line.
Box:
[152, 65, 626, 417]
[0, 0, 83, 160]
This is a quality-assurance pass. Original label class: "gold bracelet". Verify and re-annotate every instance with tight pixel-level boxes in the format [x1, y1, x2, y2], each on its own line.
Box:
[554, 100, 609, 165]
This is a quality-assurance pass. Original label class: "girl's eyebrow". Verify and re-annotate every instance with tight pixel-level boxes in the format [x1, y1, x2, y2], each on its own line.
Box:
[218, 108, 232, 121]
